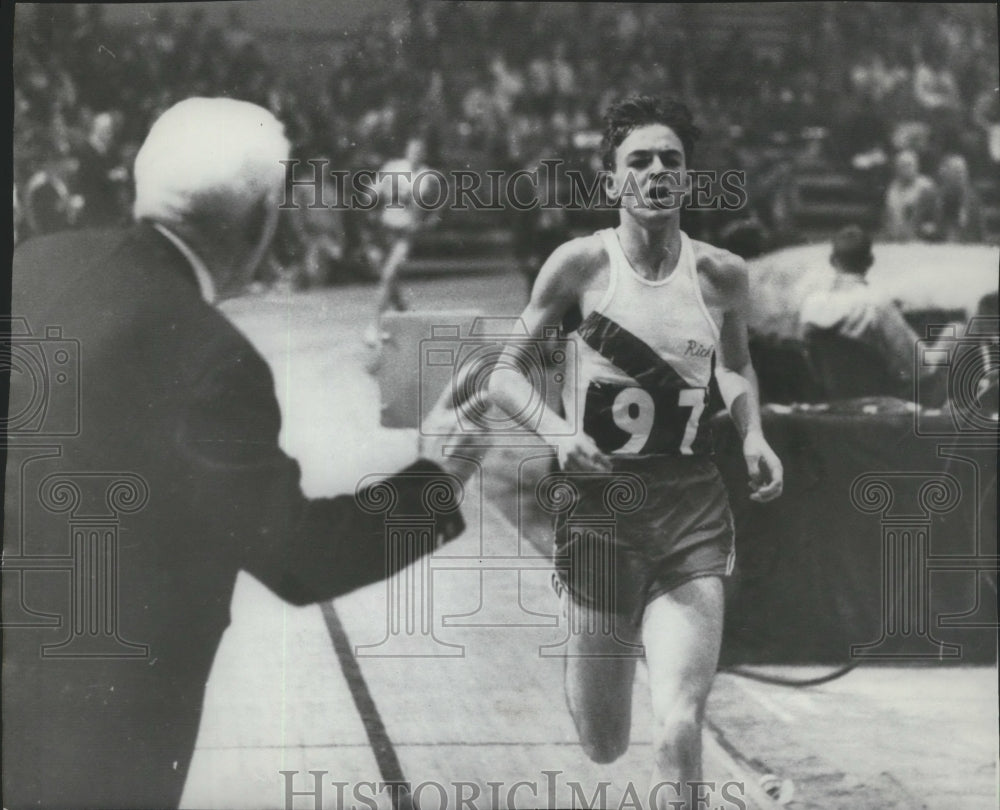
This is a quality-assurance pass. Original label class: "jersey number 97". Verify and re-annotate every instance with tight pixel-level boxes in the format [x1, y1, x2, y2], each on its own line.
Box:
[583, 381, 709, 456]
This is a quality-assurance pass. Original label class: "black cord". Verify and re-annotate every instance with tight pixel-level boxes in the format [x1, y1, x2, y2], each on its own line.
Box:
[720, 661, 861, 687]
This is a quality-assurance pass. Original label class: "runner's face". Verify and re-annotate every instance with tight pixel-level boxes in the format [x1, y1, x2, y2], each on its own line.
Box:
[609, 124, 688, 222]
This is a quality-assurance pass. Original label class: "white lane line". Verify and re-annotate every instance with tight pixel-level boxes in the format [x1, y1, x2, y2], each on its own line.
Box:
[723, 674, 797, 725]
[703, 722, 786, 810]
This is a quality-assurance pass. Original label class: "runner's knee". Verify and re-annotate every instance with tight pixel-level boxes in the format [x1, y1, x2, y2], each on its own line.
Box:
[651, 701, 702, 753]
[580, 732, 629, 764]
[569, 701, 631, 764]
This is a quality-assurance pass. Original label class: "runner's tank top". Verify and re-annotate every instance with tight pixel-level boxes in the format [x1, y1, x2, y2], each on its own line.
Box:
[562, 228, 721, 457]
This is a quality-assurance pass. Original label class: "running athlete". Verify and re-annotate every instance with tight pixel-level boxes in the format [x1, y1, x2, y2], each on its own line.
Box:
[488, 96, 783, 810]
[364, 136, 439, 348]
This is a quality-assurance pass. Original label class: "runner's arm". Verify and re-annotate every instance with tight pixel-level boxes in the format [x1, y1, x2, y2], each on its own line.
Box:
[714, 258, 784, 502]
[714, 260, 762, 440]
[488, 239, 609, 470]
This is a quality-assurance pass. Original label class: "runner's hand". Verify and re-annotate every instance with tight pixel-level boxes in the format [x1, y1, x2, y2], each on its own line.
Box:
[744, 431, 783, 503]
[554, 433, 612, 472]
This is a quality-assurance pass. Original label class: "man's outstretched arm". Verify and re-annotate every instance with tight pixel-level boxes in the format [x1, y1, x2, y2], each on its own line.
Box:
[181, 342, 465, 606]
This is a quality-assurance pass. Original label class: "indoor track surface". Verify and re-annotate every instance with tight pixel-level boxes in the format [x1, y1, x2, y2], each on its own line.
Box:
[178, 274, 997, 810]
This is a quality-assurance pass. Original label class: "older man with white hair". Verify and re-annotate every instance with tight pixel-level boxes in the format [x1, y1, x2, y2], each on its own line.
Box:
[4, 98, 466, 809]
[131, 98, 287, 298]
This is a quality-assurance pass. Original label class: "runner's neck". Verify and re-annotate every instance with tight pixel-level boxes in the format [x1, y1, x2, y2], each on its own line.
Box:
[616, 217, 683, 282]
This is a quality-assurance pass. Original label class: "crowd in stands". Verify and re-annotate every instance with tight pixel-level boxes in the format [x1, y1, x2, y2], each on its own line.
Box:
[882, 149, 986, 243]
[14, 5, 286, 241]
[13, 2, 1000, 280]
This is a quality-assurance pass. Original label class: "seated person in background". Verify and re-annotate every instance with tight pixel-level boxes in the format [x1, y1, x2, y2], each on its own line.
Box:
[936, 154, 984, 243]
[883, 149, 939, 241]
[800, 226, 924, 398]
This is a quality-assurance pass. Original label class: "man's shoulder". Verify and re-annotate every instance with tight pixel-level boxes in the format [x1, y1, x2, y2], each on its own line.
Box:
[15, 226, 126, 264]
[13, 227, 130, 298]
[14, 224, 244, 355]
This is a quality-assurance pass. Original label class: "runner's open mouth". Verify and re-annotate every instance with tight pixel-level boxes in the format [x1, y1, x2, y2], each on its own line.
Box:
[649, 181, 681, 206]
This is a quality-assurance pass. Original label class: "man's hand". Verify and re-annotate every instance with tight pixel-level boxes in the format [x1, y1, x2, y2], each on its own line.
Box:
[743, 431, 783, 503]
[553, 433, 612, 472]
[417, 379, 494, 483]
[417, 429, 492, 482]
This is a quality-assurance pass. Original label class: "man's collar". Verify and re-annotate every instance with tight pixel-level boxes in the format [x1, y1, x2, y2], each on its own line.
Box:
[150, 222, 217, 304]
[832, 270, 867, 289]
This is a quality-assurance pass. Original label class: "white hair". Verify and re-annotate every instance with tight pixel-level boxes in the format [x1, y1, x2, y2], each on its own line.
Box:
[133, 97, 289, 229]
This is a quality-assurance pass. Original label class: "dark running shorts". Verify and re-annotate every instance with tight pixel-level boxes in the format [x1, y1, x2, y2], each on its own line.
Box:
[551, 455, 735, 627]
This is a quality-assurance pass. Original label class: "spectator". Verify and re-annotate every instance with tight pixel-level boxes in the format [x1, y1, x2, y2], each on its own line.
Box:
[5, 97, 468, 809]
[22, 157, 83, 238]
[223, 7, 253, 53]
[883, 149, 939, 241]
[831, 89, 890, 173]
[526, 55, 554, 111]
[913, 51, 962, 114]
[970, 71, 1000, 166]
[72, 111, 129, 227]
[12, 2, 999, 266]
[489, 53, 525, 116]
[550, 39, 577, 99]
[851, 51, 908, 104]
[912, 46, 966, 155]
[936, 154, 984, 243]
[800, 226, 925, 396]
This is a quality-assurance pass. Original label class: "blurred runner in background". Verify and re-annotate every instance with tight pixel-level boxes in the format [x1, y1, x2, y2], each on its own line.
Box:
[364, 135, 441, 347]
